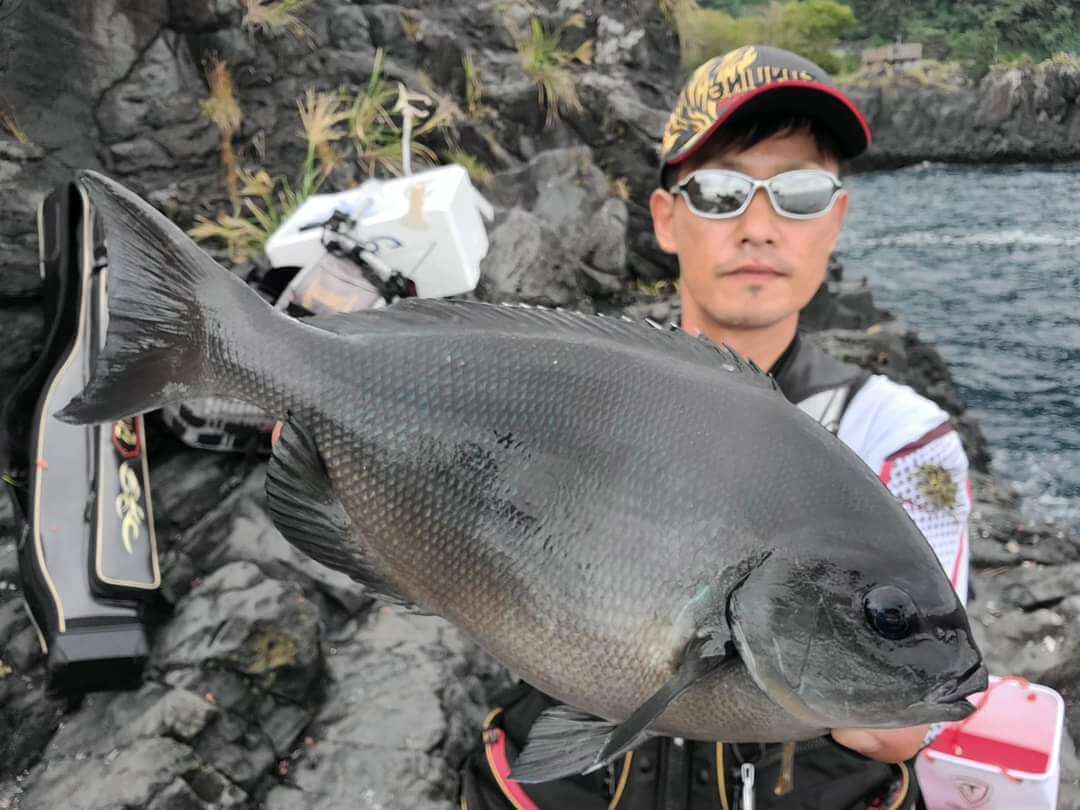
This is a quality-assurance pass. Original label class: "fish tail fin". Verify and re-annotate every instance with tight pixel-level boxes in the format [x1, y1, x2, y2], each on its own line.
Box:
[57, 170, 276, 424]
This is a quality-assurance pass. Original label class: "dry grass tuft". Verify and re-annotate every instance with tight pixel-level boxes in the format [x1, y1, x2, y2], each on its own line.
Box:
[241, 0, 315, 42]
[515, 16, 591, 128]
[0, 108, 29, 144]
[200, 56, 243, 206]
[190, 49, 459, 261]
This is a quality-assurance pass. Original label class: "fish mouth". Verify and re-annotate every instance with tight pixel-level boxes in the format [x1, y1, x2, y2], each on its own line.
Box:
[927, 660, 989, 706]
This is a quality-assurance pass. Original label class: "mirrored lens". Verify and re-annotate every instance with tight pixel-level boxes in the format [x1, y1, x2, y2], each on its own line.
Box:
[683, 173, 754, 216]
[769, 171, 837, 216]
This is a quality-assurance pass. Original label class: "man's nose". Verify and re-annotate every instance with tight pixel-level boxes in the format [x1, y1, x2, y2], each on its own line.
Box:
[733, 187, 779, 245]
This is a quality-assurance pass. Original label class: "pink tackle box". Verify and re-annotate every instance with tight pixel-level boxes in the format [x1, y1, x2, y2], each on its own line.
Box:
[915, 675, 1064, 810]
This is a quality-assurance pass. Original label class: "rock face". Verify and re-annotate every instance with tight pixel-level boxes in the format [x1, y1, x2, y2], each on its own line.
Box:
[845, 62, 1080, 170]
[1, 2, 1079, 808]
[0, 435, 510, 809]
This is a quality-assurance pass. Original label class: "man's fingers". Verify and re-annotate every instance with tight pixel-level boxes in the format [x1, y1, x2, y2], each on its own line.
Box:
[831, 725, 928, 763]
[271, 420, 283, 446]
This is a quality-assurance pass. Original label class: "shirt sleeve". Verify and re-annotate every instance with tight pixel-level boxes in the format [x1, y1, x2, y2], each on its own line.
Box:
[878, 424, 972, 605]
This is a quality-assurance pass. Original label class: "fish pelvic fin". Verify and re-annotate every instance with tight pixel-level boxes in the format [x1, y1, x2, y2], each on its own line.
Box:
[266, 416, 418, 609]
[56, 170, 274, 424]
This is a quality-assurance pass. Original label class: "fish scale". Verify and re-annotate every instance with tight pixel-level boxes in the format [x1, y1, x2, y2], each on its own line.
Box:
[61, 170, 986, 780]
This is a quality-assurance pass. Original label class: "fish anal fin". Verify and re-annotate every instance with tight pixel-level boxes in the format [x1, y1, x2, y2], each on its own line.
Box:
[266, 415, 415, 608]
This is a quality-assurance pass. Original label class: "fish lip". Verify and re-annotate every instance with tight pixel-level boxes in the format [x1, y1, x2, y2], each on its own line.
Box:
[927, 660, 989, 705]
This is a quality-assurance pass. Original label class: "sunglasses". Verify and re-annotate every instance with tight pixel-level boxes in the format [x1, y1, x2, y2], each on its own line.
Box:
[668, 169, 844, 220]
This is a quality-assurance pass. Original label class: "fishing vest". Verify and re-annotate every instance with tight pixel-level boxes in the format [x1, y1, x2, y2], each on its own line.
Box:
[460, 333, 920, 810]
[770, 332, 868, 435]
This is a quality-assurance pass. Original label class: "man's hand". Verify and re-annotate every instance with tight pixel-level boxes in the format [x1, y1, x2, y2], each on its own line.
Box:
[830, 725, 929, 763]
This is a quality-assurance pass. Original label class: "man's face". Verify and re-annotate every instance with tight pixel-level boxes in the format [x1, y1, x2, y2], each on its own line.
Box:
[650, 129, 849, 330]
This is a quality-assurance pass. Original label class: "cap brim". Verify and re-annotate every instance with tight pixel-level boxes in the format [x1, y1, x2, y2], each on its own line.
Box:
[665, 81, 872, 168]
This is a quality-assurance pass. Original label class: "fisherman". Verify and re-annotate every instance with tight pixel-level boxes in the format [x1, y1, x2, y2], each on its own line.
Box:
[459, 45, 972, 810]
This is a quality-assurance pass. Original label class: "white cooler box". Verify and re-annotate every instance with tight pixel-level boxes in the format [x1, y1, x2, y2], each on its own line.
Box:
[264, 163, 493, 300]
[916, 675, 1064, 810]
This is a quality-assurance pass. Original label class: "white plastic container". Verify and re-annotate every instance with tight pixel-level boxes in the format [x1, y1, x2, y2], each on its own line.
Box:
[264, 164, 493, 300]
[916, 676, 1064, 810]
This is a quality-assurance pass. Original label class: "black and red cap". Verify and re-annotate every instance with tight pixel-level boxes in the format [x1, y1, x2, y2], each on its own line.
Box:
[661, 45, 872, 173]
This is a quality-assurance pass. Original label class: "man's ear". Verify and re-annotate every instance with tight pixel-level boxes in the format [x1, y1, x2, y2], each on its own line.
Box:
[650, 188, 678, 255]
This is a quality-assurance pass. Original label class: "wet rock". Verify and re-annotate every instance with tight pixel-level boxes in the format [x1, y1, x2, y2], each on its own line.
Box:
[580, 197, 630, 294]
[968, 471, 1080, 567]
[18, 737, 201, 810]
[970, 599, 1073, 676]
[44, 684, 220, 758]
[146, 778, 214, 810]
[0, 306, 43, 387]
[96, 30, 201, 143]
[168, 0, 242, 33]
[0, 529, 66, 783]
[148, 561, 323, 792]
[480, 146, 630, 304]
[164, 465, 369, 613]
[991, 563, 1080, 612]
[1044, 651, 1080, 746]
[262, 608, 507, 810]
[846, 62, 1080, 169]
[153, 561, 321, 685]
[0, 241, 41, 302]
[478, 207, 585, 306]
[147, 439, 252, 536]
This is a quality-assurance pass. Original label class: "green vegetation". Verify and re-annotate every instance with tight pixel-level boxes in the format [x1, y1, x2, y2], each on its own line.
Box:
[674, 0, 857, 73]
[635, 278, 680, 296]
[846, 0, 1079, 63]
[443, 149, 494, 188]
[669, 0, 1080, 80]
[608, 176, 632, 201]
[462, 51, 485, 117]
[241, 0, 316, 41]
[514, 15, 594, 128]
[843, 58, 964, 90]
[190, 50, 483, 262]
[0, 108, 29, 144]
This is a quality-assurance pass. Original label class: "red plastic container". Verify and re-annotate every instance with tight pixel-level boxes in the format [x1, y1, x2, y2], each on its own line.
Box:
[916, 676, 1064, 810]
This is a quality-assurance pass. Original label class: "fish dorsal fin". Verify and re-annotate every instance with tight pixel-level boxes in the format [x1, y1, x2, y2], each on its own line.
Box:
[266, 415, 415, 609]
[301, 300, 780, 394]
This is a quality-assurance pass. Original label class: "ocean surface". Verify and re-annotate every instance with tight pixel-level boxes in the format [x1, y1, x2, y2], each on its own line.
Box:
[838, 164, 1080, 530]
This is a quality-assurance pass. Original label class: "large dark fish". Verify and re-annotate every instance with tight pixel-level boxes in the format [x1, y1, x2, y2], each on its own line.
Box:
[60, 171, 986, 783]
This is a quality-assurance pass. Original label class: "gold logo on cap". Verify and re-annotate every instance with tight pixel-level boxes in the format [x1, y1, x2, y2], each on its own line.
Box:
[662, 46, 816, 160]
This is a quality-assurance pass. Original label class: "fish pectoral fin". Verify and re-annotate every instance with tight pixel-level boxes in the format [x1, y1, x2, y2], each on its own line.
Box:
[511, 631, 734, 784]
[594, 628, 734, 765]
[266, 415, 416, 609]
[509, 706, 618, 784]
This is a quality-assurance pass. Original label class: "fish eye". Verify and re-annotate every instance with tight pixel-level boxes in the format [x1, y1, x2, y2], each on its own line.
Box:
[863, 586, 918, 640]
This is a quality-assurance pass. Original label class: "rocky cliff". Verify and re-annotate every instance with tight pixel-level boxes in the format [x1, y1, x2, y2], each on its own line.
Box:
[845, 60, 1080, 170]
[1, 2, 1079, 808]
